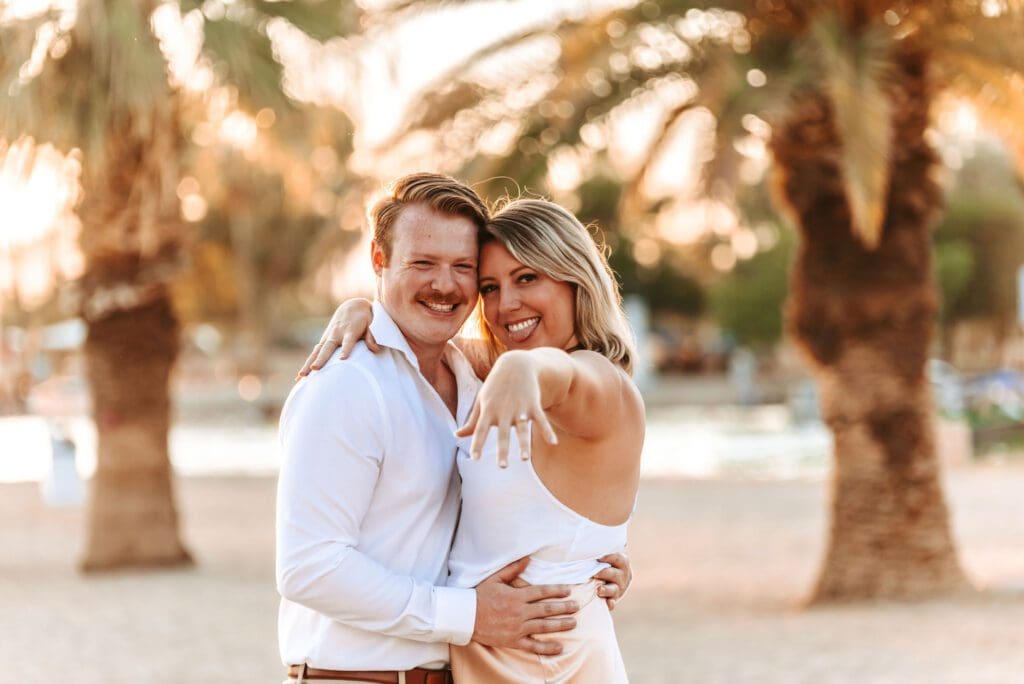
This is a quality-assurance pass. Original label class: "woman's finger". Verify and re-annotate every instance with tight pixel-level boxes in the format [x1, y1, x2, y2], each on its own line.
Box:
[314, 339, 339, 368]
[338, 332, 356, 360]
[514, 415, 531, 461]
[455, 402, 481, 438]
[366, 329, 381, 353]
[496, 419, 511, 468]
[469, 419, 491, 461]
[535, 411, 558, 445]
[296, 345, 321, 379]
[458, 401, 481, 438]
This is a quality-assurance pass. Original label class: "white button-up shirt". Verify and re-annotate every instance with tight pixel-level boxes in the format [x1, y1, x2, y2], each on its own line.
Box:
[276, 302, 479, 670]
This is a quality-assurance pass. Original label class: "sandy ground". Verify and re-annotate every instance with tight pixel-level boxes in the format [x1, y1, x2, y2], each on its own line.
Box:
[3, 465, 1024, 684]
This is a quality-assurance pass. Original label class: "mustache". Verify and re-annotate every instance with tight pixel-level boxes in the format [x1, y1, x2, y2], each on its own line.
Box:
[417, 294, 466, 306]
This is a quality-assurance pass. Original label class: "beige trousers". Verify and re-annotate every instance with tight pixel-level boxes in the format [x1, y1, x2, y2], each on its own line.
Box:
[451, 580, 628, 683]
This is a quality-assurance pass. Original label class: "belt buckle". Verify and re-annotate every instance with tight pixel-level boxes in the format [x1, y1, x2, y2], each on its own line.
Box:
[425, 670, 451, 684]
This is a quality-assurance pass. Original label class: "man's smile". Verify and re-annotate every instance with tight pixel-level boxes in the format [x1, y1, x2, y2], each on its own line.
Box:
[421, 300, 459, 314]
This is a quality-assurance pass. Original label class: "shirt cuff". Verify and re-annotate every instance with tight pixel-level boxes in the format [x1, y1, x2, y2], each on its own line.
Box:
[433, 586, 477, 646]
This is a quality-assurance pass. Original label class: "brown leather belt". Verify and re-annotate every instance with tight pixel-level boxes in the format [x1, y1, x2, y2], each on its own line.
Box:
[286, 664, 452, 684]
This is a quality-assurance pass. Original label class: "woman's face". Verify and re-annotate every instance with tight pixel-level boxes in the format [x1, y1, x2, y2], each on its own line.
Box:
[478, 241, 578, 351]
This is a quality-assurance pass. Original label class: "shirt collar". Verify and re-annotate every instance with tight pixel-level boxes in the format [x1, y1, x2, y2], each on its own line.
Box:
[370, 301, 481, 423]
[369, 301, 424, 373]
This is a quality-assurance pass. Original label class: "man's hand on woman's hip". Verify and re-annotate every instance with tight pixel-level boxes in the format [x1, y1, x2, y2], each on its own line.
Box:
[471, 558, 579, 656]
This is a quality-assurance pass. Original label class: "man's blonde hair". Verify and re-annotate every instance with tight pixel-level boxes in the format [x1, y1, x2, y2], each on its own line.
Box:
[368, 172, 489, 260]
[477, 198, 636, 374]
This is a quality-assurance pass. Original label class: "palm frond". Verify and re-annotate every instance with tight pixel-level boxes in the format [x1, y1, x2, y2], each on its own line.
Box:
[937, 51, 1024, 178]
[185, 1, 366, 115]
[386, 18, 586, 144]
[808, 13, 894, 250]
[622, 23, 808, 217]
[383, 1, 707, 145]
[928, 7, 1024, 76]
[0, 8, 59, 76]
[249, 0, 362, 41]
[199, 17, 292, 114]
[3, 1, 173, 177]
[82, 0, 172, 129]
[0, 10, 62, 144]
[391, 4, 733, 166]
[621, 49, 736, 216]
[927, 6, 1024, 179]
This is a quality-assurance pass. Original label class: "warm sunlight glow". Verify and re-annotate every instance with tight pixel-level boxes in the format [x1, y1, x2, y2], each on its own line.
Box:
[656, 199, 739, 245]
[180, 193, 208, 223]
[151, 3, 209, 91]
[710, 243, 736, 272]
[633, 238, 662, 266]
[219, 110, 259, 150]
[546, 146, 591, 193]
[931, 98, 990, 173]
[981, 0, 1009, 18]
[0, 140, 83, 307]
[746, 69, 767, 88]
[327, 232, 375, 301]
[731, 228, 758, 260]
[0, 141, 77, 248]
[656, 204, 705, 245]
[237, 374, 263, 402]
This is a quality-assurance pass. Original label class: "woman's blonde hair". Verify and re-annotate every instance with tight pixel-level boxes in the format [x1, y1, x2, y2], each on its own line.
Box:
[474, 198, 636, 374]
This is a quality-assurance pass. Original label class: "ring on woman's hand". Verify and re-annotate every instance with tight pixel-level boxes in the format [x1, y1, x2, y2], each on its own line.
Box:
[517, 413, 529, 423]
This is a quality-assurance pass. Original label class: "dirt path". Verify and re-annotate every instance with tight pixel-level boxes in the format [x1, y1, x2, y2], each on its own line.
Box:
[2, 465, 1022, 683]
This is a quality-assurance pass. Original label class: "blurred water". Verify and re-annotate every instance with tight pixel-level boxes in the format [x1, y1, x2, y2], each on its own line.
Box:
[0, 405, 832, 484]
[642, 405, 831, 479]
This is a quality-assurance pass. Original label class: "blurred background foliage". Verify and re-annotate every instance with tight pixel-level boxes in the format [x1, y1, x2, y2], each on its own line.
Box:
[0, 0, 1022, 594]
[3, 0, 1023, 369]
[934, 149, 1024, 343]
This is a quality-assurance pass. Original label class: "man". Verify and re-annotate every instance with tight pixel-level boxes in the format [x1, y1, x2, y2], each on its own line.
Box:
[277, 173, 627, 684]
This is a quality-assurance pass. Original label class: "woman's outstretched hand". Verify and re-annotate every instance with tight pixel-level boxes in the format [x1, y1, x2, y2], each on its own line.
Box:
[455, 352, 558, 467]
[296, 298, 379, 379]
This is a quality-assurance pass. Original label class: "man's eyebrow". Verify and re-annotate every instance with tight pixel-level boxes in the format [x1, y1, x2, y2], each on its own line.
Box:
[404, 252, 477, 262]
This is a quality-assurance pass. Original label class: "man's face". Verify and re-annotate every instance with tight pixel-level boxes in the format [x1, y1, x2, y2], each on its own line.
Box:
[373, 203, 479, 355]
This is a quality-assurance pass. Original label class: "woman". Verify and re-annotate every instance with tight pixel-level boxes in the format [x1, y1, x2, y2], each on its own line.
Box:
[306, 199, 644, 682]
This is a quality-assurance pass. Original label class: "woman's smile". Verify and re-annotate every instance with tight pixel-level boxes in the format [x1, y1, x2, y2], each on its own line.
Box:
[478, 241, 578, 351]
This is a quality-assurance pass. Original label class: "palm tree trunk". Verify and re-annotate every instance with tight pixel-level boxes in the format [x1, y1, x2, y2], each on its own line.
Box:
[771, 41, 969, 601]
[75, 103, 192, 571]
[79, 253, 192, 571]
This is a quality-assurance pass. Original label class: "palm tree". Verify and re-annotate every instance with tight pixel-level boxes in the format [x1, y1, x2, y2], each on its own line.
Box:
[0, 0, 360, 571]
[363, 0, 1024, 601]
